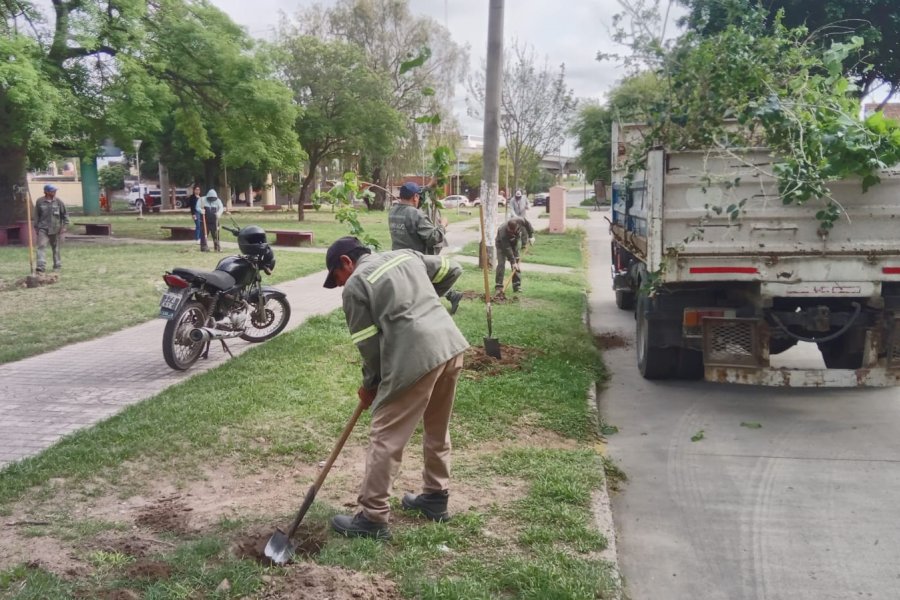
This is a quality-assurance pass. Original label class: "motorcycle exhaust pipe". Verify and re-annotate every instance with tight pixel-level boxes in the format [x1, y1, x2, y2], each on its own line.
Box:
[188, 327, 244, 343]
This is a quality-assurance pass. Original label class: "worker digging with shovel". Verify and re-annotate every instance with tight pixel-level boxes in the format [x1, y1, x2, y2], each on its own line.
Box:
[264, 237, 468, 561]
[495, 216, 535, 298]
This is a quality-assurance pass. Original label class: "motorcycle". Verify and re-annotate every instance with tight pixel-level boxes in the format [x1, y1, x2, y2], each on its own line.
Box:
[158, 224, 291, 370]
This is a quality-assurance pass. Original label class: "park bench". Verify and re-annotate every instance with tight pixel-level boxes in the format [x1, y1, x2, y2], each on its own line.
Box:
[160, 225, 197, 241]
[0, 224, 23, 246]
[77, 223, 112, 236]
[268, 230, 314, 247]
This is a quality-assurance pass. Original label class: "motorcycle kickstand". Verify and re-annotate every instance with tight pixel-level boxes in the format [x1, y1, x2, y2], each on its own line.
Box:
[219, 338, 234, 359]
[201, 339, 212, 360]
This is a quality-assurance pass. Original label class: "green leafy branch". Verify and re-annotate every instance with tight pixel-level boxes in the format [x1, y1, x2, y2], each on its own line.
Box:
[313, 172, 379, 249]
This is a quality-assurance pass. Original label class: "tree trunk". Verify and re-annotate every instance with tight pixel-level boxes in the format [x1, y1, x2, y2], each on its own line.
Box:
[298, 170, 317, 222]
[0, 146, 29, 226]
[203, 158, 221, 192]
[370, 165, 387, 210]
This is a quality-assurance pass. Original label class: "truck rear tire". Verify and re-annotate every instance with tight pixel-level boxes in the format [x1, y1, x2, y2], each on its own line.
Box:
[615, 289, 636, 310]
[817, 339, 864, 369]
[636, 293, 678, 379]
[677, 349, 704, 380]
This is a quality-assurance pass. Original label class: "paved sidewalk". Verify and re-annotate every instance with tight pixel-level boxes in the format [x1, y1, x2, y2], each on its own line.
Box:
[0, 208, 552, 468]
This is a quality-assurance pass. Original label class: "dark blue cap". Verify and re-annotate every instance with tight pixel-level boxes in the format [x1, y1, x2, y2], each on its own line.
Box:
[399, 182, 422, 199]
[324, 236, 367, 288]
[43, 184, 58, 193]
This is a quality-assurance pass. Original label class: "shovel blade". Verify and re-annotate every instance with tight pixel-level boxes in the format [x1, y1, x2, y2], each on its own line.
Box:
[264, 528, 295, 565]
[484, 337, 502, 359]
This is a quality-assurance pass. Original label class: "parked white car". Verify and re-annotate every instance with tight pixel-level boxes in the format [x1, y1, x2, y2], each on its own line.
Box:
[440, 194, 469, 208]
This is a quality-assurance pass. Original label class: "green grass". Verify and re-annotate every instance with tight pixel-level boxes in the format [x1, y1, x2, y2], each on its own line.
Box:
[0, 233, 617, 599]
[460, 229, 585, 269]
[0, 243, 325, 364]
[537, 207, 590, 219]
[68, 205, 473, 248]
[0, 536, 268, 600]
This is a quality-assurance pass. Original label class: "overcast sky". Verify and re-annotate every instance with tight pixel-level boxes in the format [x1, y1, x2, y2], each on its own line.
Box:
[207, 0, 671, 150]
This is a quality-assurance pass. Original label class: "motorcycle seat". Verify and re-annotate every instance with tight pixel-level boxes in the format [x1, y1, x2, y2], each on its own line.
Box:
[172, 268, 236, 291]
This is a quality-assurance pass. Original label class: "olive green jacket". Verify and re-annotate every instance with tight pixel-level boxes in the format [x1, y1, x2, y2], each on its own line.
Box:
[33, 196, 69, 235]
[495, 217, 534, 261]
[389, 202, 445, 254]
[342, 250, 468, 411]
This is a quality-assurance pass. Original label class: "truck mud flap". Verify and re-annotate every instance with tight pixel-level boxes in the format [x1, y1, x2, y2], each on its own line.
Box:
[704, 366, 900, 387]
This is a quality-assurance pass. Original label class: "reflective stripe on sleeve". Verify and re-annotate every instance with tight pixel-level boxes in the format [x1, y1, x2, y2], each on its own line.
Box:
[432, 256, 450, 283]
[350, 324, 378, 344]
[367, 254, 413, 284]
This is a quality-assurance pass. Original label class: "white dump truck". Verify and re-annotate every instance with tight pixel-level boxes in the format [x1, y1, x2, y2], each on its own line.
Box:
[609, 122, 900, 386]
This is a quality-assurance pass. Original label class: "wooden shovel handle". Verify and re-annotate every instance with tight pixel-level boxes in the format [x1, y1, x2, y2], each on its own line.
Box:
[286, 399, 366, 540]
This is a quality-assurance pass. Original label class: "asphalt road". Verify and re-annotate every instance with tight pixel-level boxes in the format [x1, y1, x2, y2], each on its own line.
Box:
[586, 211, 900, 600]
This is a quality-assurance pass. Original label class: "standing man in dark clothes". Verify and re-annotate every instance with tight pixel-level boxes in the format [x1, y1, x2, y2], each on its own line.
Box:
[495, 216, 535, 294]
[187, 185, 204, 243]
[33, 184, 69, 273]
[388, 182, 464, 314]
[323, 237, 469, 540]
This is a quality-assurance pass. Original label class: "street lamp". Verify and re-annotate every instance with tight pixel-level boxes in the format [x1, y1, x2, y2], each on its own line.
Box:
[132, 139, 143, 215]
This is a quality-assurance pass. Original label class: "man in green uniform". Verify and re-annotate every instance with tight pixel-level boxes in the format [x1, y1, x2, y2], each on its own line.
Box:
[495, 216, 535, 294]
[33, 184, 70, 273]
[388, 182, 464, 314]
[324, 237, 469, 540]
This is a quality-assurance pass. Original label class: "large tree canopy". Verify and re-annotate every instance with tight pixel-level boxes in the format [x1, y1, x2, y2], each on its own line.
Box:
[677, 0, 900, 103]
[288, 0, 467, 207]
[274, 34, 404, 217]
[0, 0, 302, 224]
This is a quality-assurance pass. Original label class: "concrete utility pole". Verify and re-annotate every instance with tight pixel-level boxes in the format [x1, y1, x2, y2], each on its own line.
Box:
[480, 0, 504, 264]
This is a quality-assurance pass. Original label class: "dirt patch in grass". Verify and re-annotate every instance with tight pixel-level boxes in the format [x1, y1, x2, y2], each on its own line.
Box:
[0, 272, 60, 290]
[230, 524, 327, 566]
[89, 532, 172, 559]
[594, 331, 629, 350]
[463, 344, 530, 376]
[124, 559, 172, 579]
[134, 494, 194, 535]
[259, 562, 401, 600]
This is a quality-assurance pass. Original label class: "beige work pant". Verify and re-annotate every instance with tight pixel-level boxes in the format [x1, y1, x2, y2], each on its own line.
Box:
[358, 352, 465, 524]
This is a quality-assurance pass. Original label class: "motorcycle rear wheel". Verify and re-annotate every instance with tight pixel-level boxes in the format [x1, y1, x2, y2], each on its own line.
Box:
[241, 296, 291, 342]
[163, 300, 208, 370]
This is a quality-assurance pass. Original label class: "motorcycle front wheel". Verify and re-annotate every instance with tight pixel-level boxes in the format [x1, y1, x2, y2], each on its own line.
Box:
[241, 296, 291, 342]
[162, 300, 208, 370]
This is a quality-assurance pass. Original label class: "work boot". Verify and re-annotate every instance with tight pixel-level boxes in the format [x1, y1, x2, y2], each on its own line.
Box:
[447, 290, 463, 315]
[401, 491, 450, 522]
[331, 512, 392, 540]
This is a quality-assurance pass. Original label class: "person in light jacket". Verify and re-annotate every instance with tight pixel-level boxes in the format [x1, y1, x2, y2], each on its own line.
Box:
[509, 190, 528, 218]
[201, 189, 225, 252]
[323, 236, 468, 540]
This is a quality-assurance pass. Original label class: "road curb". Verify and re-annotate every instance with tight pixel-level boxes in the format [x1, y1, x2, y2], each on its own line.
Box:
[587, 383, 624, 598]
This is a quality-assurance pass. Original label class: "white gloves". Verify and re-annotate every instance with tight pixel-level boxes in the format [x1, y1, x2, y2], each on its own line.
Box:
[528, 237, 535, 246]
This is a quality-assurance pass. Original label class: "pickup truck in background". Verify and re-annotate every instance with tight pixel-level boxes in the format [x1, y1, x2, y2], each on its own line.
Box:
[609, 122, 900, 386]
[127, 186, 190, 212]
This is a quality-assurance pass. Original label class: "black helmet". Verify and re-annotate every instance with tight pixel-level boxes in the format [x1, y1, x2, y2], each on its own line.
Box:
[237, 225, 268, 256]
[261, 245, 276, 271]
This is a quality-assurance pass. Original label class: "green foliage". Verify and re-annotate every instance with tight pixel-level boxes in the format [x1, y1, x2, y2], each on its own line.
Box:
[98, 164, 127, 192]
[314, 172, 381, 249]
[275, 34, 404, 204]
[0, 34, 66, 163]
[612, 4, 900, 231]
[571, 103, 612, 183]
[677, 0, 900, 100]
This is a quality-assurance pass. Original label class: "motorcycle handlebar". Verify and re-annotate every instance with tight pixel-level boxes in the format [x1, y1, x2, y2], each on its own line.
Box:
[223, 225, 239, 236]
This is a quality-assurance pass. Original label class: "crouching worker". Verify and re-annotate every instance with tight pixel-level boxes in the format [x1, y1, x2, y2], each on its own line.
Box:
[324, 236, 470, 540]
